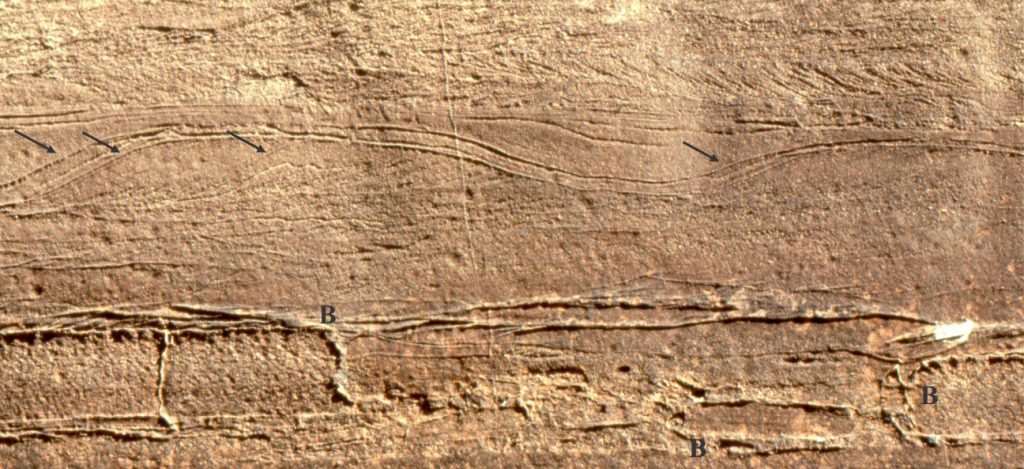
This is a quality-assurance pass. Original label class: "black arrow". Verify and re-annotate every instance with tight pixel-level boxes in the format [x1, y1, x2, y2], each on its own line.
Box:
[226, 131, 265, 153]
[82, 132, 120, 153]
[14, 130, 55, 153]
[683, 141, 718, 162]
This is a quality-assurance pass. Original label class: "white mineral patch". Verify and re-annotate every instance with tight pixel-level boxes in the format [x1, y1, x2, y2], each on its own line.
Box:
[932, 319, 975, 342]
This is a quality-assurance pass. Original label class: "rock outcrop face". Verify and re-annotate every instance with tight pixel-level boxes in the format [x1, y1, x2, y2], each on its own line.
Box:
[0, 1, 1021, 466]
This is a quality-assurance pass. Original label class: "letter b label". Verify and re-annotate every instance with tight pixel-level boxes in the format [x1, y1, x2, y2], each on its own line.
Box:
[922, 385, 938, 404]
[690, 438, 706, 457]
[321, 305, 337, 324]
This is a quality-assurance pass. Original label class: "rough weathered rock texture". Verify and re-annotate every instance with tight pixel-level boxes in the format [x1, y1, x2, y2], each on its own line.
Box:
[0, 0, 1022, 466]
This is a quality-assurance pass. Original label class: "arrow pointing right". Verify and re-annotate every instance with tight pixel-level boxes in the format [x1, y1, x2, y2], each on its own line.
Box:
[683, 141, 718, 162]
[14, 130, 55, 153]
[226, 131, 266, 153]
[82, 132, 120, 153]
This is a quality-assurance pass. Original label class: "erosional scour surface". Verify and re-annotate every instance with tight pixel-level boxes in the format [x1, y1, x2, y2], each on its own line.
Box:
[0, 1, 1022, 466]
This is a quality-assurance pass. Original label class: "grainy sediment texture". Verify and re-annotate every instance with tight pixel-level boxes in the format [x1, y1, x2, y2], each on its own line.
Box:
[0, 1, 1022, 466]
